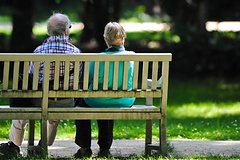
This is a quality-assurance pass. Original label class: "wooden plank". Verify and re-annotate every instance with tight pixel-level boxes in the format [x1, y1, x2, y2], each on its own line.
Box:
[47, 90, 162, 98]
[122, 61, 129, 90]
[48, 106, 161, 120]
[53, 61, 60, 90]
[0, 107, 41, 120]
[93, 61, 99, 90]
[32, 62, 40, 90]
[159, 61, 170, 155]
[22, 61, 30, 90]
[48, 112, 161, 120]
[0, 91, 43, 98]
[113, 61, 119, 90]
[141, 61, 149, 90]
[150, 61, 158, 90]
[132, 61, 139, 90]
[12, 61, 20, 90]
[73, 61, 80, 90]
[63, 61, 70, 90]
[83, 61, 89, 90]
[103, 61, 109, 90]
[49, 106, 159, 112]
[2, 61, 10, 90]
[0, 53, 172, 62]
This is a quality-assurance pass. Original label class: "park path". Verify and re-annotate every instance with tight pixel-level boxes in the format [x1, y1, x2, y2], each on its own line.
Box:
[1, 139, 240, 158]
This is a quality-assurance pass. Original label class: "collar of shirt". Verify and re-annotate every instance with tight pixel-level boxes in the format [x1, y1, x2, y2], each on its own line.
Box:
[105, 45, 125, 52]
[43, 35, 71, 44]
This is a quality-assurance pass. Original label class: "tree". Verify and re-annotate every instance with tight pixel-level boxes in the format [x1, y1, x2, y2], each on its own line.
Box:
[79, 0, 121, 52]
[10, 0, 36, 52]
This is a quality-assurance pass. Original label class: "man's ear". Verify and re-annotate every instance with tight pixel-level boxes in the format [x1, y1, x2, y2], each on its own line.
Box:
[65, 29, 69, 36]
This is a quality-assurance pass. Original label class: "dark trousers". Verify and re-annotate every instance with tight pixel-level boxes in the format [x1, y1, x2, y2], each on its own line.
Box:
[9, 98, 34, 107]
[75, 99, 114, 150]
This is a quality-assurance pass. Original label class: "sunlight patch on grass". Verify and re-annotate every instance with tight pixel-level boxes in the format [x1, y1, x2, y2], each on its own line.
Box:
[168, 102, 240, 118]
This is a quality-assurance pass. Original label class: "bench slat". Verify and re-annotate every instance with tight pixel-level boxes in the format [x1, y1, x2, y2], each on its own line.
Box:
[0, 53, 172, 61]
[0, 107, 41, 120]
[12, 61, 20, 90]
[0, 91, 43, 98]
[48, 112, 161, 120]
[3, 61, 10, 90]
[47, 90, 162, 98]
[48, 105, 160, 120]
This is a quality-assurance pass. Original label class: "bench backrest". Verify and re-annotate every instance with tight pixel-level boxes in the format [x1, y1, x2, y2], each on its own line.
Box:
[0, 53, 171, 112]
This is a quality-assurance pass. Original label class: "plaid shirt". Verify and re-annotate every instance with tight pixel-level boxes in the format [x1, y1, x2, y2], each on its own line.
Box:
[29, 35, 82, 89]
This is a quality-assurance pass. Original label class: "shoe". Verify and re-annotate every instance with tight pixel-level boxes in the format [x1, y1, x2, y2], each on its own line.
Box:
[34, 142, 43, 156]
[28, 144, 43, 157]
[0, 141, 20, 157]
[74, 148, 92, 158]
[98, 149, 111, 157]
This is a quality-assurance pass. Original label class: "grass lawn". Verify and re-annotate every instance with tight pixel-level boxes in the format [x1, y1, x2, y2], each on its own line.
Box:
[0, 76, 239, 141]
[1, 77, 240, 159]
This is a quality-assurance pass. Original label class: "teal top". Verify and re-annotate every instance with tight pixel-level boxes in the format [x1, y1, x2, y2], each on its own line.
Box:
[84, 46, 136, 108]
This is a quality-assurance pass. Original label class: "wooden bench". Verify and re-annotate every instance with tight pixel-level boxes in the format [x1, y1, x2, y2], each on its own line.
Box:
[0, 53, 172, 156]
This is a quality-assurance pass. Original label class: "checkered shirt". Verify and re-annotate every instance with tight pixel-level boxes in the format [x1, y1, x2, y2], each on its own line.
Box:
[29, 35, 82, 89]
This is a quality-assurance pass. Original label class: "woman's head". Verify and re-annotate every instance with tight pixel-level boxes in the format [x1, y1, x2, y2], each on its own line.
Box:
[103, 22, 126, 47]
[47, 13, 71, 36]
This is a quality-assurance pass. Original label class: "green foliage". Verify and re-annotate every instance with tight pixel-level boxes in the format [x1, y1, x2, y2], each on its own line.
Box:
[120, 4, 162, 23]
[127, 31, 179, 43]
[168, 25, 240, 77]
[0, 98, 9, 105]
[55, 0, 61, 4]
[0, 16, 11, 22]
[0, 120, 11, 139]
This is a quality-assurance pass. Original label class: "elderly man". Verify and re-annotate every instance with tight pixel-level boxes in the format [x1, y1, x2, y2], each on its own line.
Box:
[0, 13, 82, 157]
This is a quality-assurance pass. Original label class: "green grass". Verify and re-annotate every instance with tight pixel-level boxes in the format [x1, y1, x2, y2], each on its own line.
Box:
[1, 77, 239, 142]
[1, 77, 240, 159]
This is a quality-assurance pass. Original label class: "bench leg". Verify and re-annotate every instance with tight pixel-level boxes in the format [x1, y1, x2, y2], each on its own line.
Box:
[160, 118, 167, 156]
[145, 120, 152, 155]
[27, 120, 35, 155]
[41, 119, 48, 156]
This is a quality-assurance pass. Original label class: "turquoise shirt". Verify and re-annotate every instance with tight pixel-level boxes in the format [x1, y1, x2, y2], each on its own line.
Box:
[84, 46, 136, 108]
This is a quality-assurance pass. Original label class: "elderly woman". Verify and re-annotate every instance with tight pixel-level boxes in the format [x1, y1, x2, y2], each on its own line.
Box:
[74, 22, 136, 158]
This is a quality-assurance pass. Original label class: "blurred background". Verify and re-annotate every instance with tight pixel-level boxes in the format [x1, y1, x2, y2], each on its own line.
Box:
[0, 0, 240, 78]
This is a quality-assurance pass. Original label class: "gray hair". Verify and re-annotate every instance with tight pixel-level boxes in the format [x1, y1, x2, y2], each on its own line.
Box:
[47, 13, 71, 36]
[103, 22, 126, 46]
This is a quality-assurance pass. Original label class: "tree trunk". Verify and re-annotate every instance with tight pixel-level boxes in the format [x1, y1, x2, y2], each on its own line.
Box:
[197, 0, 207, 30]
[79, 0, 121, 52]
[10, 0, 35, 52]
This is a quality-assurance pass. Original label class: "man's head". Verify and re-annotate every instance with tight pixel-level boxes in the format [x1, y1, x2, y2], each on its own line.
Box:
[47, 13, 71, 36]
[103, 22, 126, 47]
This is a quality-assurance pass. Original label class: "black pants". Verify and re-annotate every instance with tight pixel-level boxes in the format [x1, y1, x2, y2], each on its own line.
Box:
[9, 98, 34, 107]
[75, 99, 114, 150]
